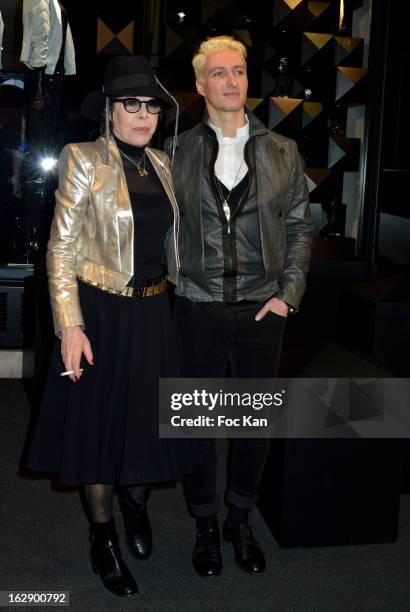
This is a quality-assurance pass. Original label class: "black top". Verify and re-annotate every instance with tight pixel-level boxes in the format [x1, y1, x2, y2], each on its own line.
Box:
[114, 135, 173, 281]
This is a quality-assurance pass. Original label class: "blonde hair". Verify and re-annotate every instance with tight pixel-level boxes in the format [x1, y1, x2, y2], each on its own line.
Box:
[192, 36, 247, 83]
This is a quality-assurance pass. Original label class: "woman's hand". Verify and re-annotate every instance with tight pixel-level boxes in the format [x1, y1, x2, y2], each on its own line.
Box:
[61, 326, 94, 382]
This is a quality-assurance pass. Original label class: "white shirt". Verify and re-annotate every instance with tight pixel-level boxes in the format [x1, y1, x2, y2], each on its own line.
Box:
[208, 117, 249, 190]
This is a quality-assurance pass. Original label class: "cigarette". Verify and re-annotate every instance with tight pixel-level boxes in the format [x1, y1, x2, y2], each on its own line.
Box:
[60, 368, 84, 377]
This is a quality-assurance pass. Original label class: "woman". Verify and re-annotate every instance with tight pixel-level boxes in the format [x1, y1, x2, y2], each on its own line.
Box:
[25, 55, 193, 598]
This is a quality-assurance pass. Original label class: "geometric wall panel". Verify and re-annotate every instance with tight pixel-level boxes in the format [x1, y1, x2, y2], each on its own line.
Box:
[334, 36, 363, 67]
[264, 42, 276, 63]
[304, 167, 332, 194]
[328, 137, 361, 171]
[303, 101, 324, 127]
[306, 1, 339, 33]
[301, 32, 333, 65]
[169, 91, 201, 117]
[268, 97, 303, 131]
[234, 29, 252, 49]
[165, 25, 185, 57]
[117, 23, 135, 55]
[292, 79, 305, 98]
[307, 2, 331, 20]
[164, 91, 202, 131]
[273, 0, 304, 27]
[97, 19, 134, 55]
[202, 0, 231, 23]
[246, 98, 264, 113]
[336, 67, 367, 102]
[97, 20, 116, 53]
[261, 68, 277, 97]
[156, 0, 370, 224]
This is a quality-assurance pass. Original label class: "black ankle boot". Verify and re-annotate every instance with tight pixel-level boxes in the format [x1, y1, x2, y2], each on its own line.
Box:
[89, 518, 139, 597]
[118, 487, 152, 560]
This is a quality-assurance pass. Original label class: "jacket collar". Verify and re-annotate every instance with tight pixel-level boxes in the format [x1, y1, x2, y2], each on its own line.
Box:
[200, 106, 268, 140]
[52, 0, 62, 24]
[92, 134, 178, 214]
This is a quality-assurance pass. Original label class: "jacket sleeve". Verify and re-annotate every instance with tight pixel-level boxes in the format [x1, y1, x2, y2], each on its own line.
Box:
[22, 0, 50, 69]
[275, 141, 315, 310]
[47, 143, 90, 337]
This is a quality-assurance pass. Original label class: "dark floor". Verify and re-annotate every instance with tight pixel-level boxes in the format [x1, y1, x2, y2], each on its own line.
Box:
[1, 369, 410, 611]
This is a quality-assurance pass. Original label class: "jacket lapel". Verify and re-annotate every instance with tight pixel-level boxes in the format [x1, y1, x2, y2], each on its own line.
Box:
[146, 147, 180, 271]
[145, 148, 177, 212]
[52, 0, 62, 24]
[94, 136, 133, 275]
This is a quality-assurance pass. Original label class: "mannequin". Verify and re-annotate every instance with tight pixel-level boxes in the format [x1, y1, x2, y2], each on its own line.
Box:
[21, 0, 76, 147]
[20, 0, 76, 76]
[21, 0, 76, 250]
[0, 10, 4, 69]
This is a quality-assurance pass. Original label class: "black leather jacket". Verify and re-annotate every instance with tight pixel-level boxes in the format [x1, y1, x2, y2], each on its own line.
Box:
[165, 108, 314, 310]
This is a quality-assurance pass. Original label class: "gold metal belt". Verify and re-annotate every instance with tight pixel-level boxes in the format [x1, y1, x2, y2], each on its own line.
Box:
[77, 273, 167, 298]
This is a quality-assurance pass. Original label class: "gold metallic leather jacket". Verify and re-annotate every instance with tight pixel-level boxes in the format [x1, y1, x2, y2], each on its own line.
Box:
[47, 135, 180, 336]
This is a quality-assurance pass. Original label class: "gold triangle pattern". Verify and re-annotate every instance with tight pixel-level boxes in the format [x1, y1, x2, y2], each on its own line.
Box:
[284, 0, 304, 9]
[337, 67, 367, 84]
[271, 97, 303, 114]
[303, 102, 323, 120]
[117, 22, 135, 54]
[246, 98, 264, 111]
[96, 19, 134, 54]
[307, 2, 330, 18]
[97, 19, 115, 53]
[335, 36, 362, 53]
[234, 30, 252, 48]
[304, 32, 333, 49]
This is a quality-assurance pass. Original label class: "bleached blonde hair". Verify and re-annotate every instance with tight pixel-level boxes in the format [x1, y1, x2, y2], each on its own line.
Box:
[192, 36, 247, 84]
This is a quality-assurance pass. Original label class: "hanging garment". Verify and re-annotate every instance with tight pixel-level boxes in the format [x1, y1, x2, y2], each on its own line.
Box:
[0, 10, 4, 69]
[20, 0, 76, 75]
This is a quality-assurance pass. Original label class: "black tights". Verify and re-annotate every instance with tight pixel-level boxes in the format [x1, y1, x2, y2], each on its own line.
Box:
[83, 484, 149, 523]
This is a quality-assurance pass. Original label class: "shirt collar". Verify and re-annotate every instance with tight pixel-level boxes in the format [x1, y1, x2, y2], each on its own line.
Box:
[208, 115, 249, 143]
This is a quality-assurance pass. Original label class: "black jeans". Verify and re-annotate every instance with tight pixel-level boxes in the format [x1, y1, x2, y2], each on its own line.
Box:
[174, 296, 287, 516]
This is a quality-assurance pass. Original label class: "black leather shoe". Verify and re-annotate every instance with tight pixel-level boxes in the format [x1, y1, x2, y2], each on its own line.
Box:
[222, 520, 266, 574]
[118, 487, 152, 560]
[192, 517, 222, 577]
[89, 518, 139, 598]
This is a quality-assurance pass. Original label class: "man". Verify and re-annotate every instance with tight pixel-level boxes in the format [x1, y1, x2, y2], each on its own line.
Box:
[165, 36, 314, 577]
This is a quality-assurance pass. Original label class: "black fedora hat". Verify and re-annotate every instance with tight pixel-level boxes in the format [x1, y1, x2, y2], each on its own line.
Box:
[81, 55, 174, 121]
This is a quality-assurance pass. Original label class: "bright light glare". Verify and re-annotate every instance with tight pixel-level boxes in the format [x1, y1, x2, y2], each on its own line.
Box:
[40, 157, 57, 171]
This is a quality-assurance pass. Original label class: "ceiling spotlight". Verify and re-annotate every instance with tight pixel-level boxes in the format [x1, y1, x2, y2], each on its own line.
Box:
[177, 11, 186, 24]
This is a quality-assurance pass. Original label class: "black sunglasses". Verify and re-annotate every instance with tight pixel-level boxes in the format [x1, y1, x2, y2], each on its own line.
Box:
[111, 97, 163, 114]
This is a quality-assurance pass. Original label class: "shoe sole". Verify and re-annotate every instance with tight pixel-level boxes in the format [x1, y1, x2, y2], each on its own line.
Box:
[193, 568, 222, 578]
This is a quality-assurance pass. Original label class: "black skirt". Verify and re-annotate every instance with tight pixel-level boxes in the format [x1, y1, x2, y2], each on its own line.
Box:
[26, 281, 199, 485]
